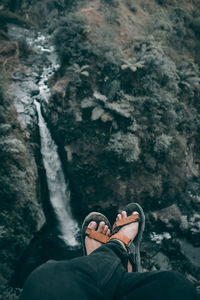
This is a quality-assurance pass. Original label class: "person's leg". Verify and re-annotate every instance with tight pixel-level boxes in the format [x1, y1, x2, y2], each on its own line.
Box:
[116, 269, 200, 300]
[111, 210, 200, 300]
[20, 222, 127, 300]
[21, 208, 199, 300]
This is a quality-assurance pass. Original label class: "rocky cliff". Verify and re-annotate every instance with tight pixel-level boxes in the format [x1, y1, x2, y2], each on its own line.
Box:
[0, 83, 45, 298]
[0, 0, 200, 298]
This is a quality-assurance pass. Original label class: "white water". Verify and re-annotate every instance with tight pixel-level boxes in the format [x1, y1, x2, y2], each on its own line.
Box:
[7, 25, 79, 246]
[35, 101, 79, 246]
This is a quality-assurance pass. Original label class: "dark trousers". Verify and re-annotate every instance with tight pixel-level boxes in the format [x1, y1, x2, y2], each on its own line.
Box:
[21, 241, 199, 300]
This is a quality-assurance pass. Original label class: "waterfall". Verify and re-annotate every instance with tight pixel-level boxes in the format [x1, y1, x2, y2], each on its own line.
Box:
[35, 101, 79, 246]
[7, 24, 79, 246]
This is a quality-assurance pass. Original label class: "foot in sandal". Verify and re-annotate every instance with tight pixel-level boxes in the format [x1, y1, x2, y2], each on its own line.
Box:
[85, 221, 111, 255]
[112, 211, 139, 272]
[110, 202, 145, 273]
[81, 212, 111, 256]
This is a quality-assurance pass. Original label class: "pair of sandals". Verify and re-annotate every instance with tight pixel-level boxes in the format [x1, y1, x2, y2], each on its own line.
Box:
[81, 202, 145, 272]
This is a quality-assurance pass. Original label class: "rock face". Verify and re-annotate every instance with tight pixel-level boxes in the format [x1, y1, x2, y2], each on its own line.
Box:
[46, 0, 200, 286]
[47, 1, 200, 217]
[0, 15, 45, 297]
[0, 85, 45, 298]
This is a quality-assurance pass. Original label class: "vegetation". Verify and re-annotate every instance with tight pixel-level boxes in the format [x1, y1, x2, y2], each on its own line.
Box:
[0, 10, 33, 29]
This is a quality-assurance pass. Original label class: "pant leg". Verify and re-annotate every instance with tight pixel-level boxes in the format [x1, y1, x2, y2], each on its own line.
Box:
[117, 269, 200, 300]
[20, 241, 127, 300]
[20, 239, 199, 300]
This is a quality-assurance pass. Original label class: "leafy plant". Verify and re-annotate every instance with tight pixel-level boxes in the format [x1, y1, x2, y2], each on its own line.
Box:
[53, 13, 87, 66]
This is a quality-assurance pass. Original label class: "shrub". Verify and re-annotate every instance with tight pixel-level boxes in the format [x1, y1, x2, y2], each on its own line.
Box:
[125, 0, 137, 13]
[107, 131, 141, 163]
[0, 11, 32, 29]
[190, 17, 200, 38]
[105, 10, 120, 25]
[154, 134, 173, 155]
[53, 13, 87, 67]
[18, 40, 34, 58]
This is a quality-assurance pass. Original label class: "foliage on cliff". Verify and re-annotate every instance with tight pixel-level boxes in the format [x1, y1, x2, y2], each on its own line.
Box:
[47, 0, 200, 215]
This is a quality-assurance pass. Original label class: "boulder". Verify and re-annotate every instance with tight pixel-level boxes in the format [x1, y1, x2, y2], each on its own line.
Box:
[150, 204, 182, 231]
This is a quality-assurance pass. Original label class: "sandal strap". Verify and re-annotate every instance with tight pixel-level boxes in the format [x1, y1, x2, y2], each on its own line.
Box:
[112, 214, 140, 231]
[85, 228, 110, 244]
[109, 233, 131, 245]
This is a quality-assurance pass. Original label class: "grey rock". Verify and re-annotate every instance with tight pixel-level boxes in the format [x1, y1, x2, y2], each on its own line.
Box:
[0, 138, 26, 154]
[101, 112, 113, 122]
[152, 251, 172, 270]
[91, 106, 105, 121]
[81, 98, 96, 109]
[105, 101, 132, 119]
[93, 91, 107, 103]
[150, 204, 182, 230]
[178, 238, 200, 268]
[188, 214, 200, 246]
[0, 124, 11, 135]
[28, 82, 40, 96]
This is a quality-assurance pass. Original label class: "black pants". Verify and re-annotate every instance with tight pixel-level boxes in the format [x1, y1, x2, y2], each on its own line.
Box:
[21, 241, 199, 300]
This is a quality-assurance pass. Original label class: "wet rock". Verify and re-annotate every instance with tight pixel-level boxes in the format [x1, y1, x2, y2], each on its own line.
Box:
[149, 204, 182, 231]
[152, 251, 172, 270]
[28, 82, 40, 96]
[178, 238, 200, 269]
[12, 71, 26, 81]
[150, 232, 172, 244]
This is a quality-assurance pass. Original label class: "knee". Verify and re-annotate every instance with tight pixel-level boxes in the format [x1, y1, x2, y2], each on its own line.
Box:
[156, 270, 198, 297]
[157, 270, 186, 285]
[21, 261, 58, 299]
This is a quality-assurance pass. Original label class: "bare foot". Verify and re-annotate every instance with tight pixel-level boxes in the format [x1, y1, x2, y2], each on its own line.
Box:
[115, 211, 139, 272]
[85, 221, 111, 255]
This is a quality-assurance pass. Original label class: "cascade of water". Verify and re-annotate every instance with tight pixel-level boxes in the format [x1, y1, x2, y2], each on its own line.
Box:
[8, 24, 79, 246]
[35, 100, 79, 246]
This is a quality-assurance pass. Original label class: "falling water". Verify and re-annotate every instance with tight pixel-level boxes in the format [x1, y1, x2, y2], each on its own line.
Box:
[7, 24, 79, 246]
[35, 101, 79, 246]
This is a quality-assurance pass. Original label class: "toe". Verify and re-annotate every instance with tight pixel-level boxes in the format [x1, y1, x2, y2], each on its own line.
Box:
[88, 221, 97, 230]
[132, 211, 139, 216]
[98, 221, 105, 233]
[107, 228, 111, 236]
[121, 211, 127, 218]
[103, 225, 108, 235]
[117, 213, 122, 221]
[132, 211, 139, 220]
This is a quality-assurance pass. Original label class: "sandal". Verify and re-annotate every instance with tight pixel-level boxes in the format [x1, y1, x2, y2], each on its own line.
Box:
[81, 212, 111, 255]
[110, 202, 145, 272]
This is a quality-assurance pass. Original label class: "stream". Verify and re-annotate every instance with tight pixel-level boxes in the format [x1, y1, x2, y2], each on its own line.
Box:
[8, 24, 79, 247]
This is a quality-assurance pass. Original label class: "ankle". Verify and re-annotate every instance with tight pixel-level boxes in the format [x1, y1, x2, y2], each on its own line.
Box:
[111, 239, 127, 251]
[106, 240, 129, 270]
